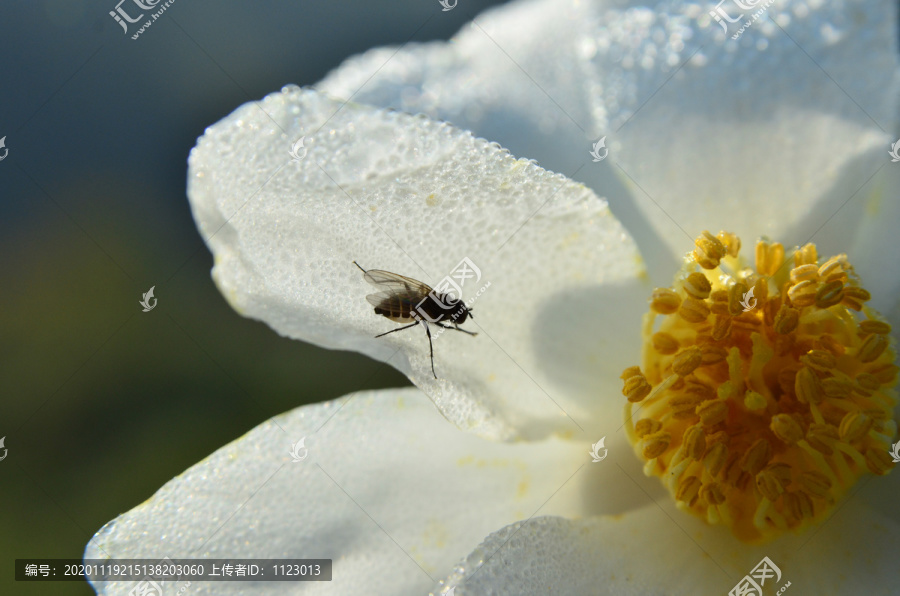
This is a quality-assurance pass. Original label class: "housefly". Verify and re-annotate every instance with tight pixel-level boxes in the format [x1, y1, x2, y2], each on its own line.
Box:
[353, 261, 476, 378]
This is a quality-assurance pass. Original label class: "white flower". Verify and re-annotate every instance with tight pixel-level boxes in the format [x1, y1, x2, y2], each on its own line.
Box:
[87, 0, 900, 594]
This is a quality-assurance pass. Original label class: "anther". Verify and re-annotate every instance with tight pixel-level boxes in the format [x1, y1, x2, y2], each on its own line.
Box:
[676, 475, 702, 506]
[683, 272, 712, 299]
[679, 297, 710, 323]
[770, 414, 803, 444]
[634, 418, 662, 438]
[815, 280, 844, 308]
[857, 334, 888, 363]
[650, 288, 681, 314]
[842, 286, 871, 310]
[756, 240, 784, 277]
[700, 482, 726, 505]
[794, 243, 818, 267]
[787, 280, 817, 307]
[642, 431, 671, 459]
[782, 491, 813, 521]
[740, 439, 772, 475]
[717, 231, 741, 258]
[621, 367, 652, 403]
[805, 424, 839, 456]
[672, 346, 703, 377]
[728, 282, 750, 316]
[696, 400, 728, 427]
[839, 411, 872, 443]
[859, 320, 891, 336]
[865, 448, 895, 475]
[682, 425, 707, 460]
[790, 264, 819, 284]
[773, 305, 799, 334]
[798, 470, 831, 498]
[693, 231, 727, 269]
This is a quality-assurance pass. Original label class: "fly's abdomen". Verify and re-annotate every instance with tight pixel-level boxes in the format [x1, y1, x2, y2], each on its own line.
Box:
[374, 295, 413, 320]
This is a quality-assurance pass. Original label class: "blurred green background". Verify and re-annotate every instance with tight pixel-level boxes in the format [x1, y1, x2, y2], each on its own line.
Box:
[0, 1, 507, 593]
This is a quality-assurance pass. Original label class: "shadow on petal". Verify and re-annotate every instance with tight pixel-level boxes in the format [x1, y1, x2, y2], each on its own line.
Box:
[530, 279, 648, 422]
[577, 431, 671, 518]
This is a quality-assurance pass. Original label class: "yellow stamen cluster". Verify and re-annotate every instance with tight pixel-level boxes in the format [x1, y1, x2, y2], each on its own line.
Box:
[622, 231, 898, 543]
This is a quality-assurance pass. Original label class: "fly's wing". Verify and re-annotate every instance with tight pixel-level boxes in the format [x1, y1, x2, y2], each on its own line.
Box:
[361, 270, 433, 320]
[362, 269, 433, 294]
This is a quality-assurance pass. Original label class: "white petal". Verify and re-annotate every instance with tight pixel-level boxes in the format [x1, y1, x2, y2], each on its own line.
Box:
[86, 388, 609, 595]
[319, 0, 900, 283]
[315, 0, 670, 276]
[846, 165, 900, 332]
[317, 0, 596, 162]
[441, 481, 900, 595]
[593, 0, 900, 261]
[187, 86, 646, 440]
[438, 514, 724, 595]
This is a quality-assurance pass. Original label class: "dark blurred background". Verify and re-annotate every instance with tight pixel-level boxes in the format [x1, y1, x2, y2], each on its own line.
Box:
[0, 2, 508, 594]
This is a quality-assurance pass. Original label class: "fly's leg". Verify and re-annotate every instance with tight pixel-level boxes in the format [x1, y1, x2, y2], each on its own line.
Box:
[436, 322, 478, 336]
[374, 321, 438, 379]
[423, 321, 437, 379]
[374, 322, 418, 338]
